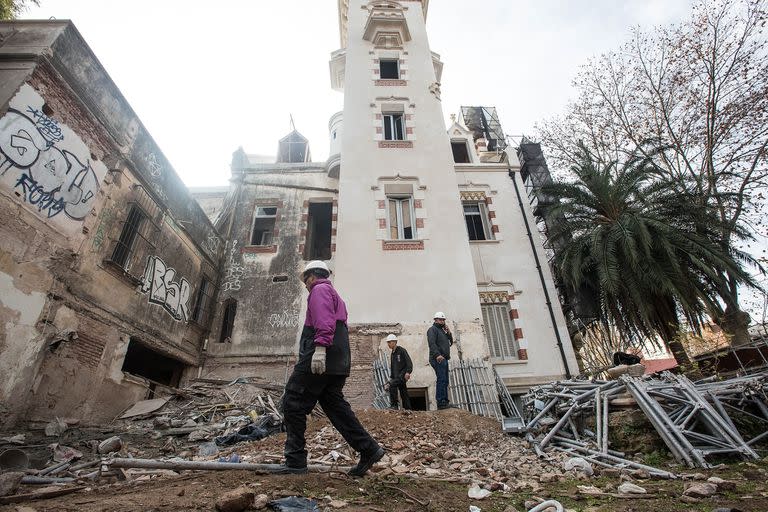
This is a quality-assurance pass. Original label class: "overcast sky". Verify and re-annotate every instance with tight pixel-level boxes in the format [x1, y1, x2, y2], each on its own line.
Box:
[21, 0, 695, 187]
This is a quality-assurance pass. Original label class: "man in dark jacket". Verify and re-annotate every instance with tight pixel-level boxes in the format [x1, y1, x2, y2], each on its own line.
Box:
[427, 311, 454, 409]
[278, 260, 384, 476]
[384, 334, 412, 410]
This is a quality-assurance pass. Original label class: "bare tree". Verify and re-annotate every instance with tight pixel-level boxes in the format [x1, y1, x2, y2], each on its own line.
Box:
[0, 0, 39, 20]
[538, 0, 768, 345]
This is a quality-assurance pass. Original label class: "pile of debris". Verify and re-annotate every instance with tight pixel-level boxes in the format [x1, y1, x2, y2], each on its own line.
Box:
[524, 370, 768, 476]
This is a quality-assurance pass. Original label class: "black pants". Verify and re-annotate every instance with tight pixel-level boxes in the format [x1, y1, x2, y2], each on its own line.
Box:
[389, 378, 411, 409]
[282, 372, 379, 468]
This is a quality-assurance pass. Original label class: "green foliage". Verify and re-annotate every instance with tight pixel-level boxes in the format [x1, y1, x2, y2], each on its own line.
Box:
[0, 0, 39, 20]
[542, 144, 761, 363]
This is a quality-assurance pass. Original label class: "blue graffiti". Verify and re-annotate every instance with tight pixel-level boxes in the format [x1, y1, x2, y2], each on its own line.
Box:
[14, 172, 66, 218]
[25, 106, 63, 145]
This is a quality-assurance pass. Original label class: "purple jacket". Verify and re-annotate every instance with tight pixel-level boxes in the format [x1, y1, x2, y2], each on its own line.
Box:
[305, 279, 348, 347]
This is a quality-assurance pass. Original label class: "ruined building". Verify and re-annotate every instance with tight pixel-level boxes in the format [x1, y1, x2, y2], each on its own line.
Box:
[0, 1, 578, 427]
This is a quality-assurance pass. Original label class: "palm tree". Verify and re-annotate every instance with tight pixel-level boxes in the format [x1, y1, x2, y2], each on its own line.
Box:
[541, 144, 760, 367]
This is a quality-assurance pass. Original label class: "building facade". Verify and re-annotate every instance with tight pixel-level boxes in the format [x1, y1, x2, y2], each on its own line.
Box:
[201, 0, 578, 408]
[0, 21, 221, 427]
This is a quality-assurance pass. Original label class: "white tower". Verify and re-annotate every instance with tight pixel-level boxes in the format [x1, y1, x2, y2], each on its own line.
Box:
[331, 0, 489, 399]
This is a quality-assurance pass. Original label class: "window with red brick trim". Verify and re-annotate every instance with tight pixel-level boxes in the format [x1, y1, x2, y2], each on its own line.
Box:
[482, 303, 519, 359]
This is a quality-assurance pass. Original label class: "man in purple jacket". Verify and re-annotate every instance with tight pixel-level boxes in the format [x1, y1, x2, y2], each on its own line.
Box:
[277, 260, 384, 476]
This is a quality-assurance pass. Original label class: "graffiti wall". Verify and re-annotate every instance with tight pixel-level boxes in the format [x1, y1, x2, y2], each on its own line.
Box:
[140, 255, 192, 322]
[0, 84, 107, 231]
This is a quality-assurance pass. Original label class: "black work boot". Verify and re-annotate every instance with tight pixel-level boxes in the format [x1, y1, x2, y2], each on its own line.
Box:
[347, 446, 385, 477]
[273, 464, 308, 475]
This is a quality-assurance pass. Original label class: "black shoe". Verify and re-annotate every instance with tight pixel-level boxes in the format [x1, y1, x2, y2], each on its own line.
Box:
[273, 464, 308, 475]
[388, 405, 399, 410]
[348, 446, 385, 477]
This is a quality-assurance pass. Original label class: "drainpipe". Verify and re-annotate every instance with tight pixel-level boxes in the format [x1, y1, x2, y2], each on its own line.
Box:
[509, 168, 572, 379]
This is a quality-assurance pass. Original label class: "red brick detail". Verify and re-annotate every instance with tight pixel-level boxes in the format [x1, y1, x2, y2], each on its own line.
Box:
[378, 218, 387, 228]
[242, 245, 277, 254]
[377, 200, 386, 209]
[400, 69, 407, 76]
[303, 200, 309, 207]
[376, 127, 383, 134]
[491, 224, 500, 233]
[301, 214, 308, 222]
[375, 113, 383, 120]
[300, 229, 307, 237]
[373, 59, 380, 63]
[332, 214, 338, 221]
[331, 228, 337, 235]
[513, 327, 524, 340]
[375, 79, 408, 86]
[413, 199, 422, 209]
[331, 243, 336, 252]
[72, 330, 107, 369]
[509, 309, 519, 320]
[382, 240, 424, 251]
[488, 210, 496, 219]
[405, 114, 413, 121]
[378, 141, 413, 149]
[332, 199, 338, 206]
[298, 244, 304, 253]
[272, 228, 279, 236]
[406, 127, 413, 134]
[507, 294, 515, 302]
[485, 197, 493, 204]
[415, 218, 424, 228]
[374, 69, 380, 74]
[517, 348, 529, 360]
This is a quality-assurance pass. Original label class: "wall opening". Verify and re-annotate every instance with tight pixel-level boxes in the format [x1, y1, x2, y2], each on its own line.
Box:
[451, 141, 471, 163]
[121, 338, 185, 390]
[219, 299, 237, 343]
[407, 387, 429, 411]
[305, 202, 333, 260]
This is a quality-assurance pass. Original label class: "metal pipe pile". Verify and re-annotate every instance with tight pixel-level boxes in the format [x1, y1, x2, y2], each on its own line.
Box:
[523, 371, 767, 475]
[448, 358, 505, 420]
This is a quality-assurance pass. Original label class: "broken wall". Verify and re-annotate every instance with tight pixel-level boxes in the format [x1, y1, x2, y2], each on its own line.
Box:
[0, 21, 222, 426]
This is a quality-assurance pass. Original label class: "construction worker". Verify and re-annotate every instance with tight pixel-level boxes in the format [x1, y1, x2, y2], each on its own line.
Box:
[427, 311, 454, 409]
[278, 260, 384, 476]
[383, 334, 413, 410]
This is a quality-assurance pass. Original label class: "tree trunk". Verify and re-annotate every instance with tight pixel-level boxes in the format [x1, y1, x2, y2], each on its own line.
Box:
[717, 303, 752, 347]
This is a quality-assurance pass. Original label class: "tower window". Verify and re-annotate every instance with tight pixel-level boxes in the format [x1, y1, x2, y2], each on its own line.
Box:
[251, 206, 277, 245]
[388, 196, 416, 240]
[379, 59, 400, 79]
[383, 114, 405, 141]
[305, 202, 333, 260]
[463, 202, 493, 241]
[452, 141, 471, 163]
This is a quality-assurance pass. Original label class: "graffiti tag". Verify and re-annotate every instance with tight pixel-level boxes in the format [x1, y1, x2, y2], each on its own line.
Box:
[0, 104, 101, 221]
[140, 255, 192, 322]
[91, 206, 115, 251]
[222, 240, 245, 292]
[268, 310, 300, 328]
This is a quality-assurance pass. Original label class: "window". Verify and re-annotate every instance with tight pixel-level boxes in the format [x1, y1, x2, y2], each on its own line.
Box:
[111, 205, 147, 269]
[121, 338, 185, 388]
[192, 277, 213, 326]
[388, 196, 416, 240]
[305, 202, 333, 260]
[251, 206, 277, 245]
[464, 202, 492, 241]
[451, 141, 471, 163]
[219, 300, 237, 343]
[379, 59, 399, 79]
[482, 304, 519, 359]
[383, 113, 404, 141]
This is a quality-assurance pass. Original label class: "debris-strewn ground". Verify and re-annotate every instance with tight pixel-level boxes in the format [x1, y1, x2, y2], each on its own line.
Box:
[2, 408, 768, 511]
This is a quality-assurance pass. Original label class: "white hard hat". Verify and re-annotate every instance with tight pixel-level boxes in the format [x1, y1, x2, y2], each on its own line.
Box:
[433, 311, 446, 319]
[302, 260, 330, 275]
[384, 334, 398, 343]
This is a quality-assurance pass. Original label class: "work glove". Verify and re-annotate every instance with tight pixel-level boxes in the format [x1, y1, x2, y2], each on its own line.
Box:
[311, 346, 327, 375]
